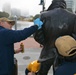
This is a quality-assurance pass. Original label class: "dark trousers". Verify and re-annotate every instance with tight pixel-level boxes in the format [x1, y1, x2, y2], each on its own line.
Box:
[12, 58, 18, 75]
[37, 59, 53, 75]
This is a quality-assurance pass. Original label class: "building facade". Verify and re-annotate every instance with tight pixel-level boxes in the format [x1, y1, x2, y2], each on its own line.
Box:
[2, 3, 11, 16]
[65, 0, 76, 13]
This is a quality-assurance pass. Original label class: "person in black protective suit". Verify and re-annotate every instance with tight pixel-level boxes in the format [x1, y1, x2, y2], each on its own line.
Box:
[33, 0, 76, 75]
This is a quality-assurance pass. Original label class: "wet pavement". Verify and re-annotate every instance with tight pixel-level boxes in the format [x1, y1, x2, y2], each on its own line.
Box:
[14, 37, 53, 75]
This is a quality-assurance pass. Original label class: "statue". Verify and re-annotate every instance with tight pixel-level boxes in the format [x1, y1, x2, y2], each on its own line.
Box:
[33, 0, 76, 75]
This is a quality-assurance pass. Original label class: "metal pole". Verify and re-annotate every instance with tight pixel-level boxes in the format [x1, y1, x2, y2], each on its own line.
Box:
[39, 0, 45, 12]
[14, 15, 17, 30]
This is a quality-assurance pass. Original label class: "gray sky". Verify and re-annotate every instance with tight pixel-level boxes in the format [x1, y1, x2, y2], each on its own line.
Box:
[0, 0, 52, 16]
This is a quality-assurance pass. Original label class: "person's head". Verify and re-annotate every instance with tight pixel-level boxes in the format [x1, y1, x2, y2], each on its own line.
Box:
[47, 0, 66, 10]
[0, 17, 15, 29]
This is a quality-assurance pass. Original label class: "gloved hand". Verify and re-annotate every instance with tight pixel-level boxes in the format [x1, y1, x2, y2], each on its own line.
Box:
[34, 18, 43, 29]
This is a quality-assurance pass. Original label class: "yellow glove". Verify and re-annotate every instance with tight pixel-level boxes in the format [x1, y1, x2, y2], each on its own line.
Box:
[27, 60, 40, 73]
[31, 60, 40, 72]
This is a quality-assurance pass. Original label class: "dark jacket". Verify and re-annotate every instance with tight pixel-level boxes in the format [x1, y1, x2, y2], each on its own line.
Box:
[35, 8, 76, 62]
[0, 25, 38, 75]
[34, 8, 76, 75]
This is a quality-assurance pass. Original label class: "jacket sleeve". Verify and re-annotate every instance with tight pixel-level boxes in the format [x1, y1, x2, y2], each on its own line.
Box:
[1, 25, 38, 44]
[33, 13, 46, 45]
[33, 28, 45, 45]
